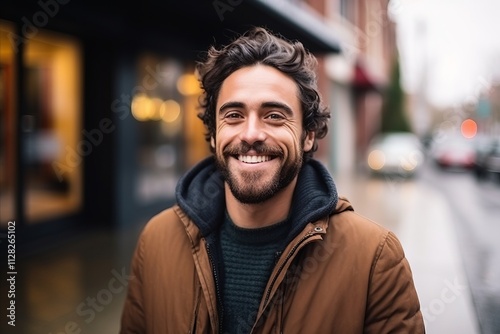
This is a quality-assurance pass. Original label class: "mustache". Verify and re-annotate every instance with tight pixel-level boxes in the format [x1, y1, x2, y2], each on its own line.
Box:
[223, 141, 283, 156]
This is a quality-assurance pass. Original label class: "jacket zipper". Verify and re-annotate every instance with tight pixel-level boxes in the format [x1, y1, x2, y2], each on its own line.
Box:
[262, 231, 319, 311]
[206, 242, 223, 334]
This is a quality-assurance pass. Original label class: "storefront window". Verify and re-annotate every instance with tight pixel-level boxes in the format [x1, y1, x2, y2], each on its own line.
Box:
[132, 55, 209, 204]
[0, 20, 16, 227]
[0, 23, 83, 225]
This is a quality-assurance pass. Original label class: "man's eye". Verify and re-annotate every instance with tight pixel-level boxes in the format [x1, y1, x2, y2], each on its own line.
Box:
[226, 112, 242, 119]
[267, 113, 285, 120]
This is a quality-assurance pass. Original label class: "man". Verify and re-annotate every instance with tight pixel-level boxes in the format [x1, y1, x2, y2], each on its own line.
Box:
[120, 27, 425, 333]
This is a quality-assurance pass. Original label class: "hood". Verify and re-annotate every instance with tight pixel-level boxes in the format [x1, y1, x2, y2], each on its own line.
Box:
[175, 156, 339, 241]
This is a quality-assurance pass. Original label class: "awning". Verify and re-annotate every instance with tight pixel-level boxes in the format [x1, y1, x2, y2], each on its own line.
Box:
[1, 0, 342, 55]
[249, 0, 342, 54]
[159, 0, 343, 55]
[353, 60, 382, 91]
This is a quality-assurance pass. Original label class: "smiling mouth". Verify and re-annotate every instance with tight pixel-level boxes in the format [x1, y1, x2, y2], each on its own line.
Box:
[237, 155, 276, 164]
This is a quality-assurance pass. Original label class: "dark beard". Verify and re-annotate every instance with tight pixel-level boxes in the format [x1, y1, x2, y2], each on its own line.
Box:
[215, 141, 303, 204]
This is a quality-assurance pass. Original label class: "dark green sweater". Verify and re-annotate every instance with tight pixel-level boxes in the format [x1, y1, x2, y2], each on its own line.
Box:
[219, 213, 290, 334]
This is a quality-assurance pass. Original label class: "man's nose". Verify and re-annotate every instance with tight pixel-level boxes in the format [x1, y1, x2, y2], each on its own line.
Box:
[239, 115, 266, 145]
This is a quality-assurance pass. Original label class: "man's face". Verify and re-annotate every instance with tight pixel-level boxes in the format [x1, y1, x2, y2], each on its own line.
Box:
[213, 64, 314, 204]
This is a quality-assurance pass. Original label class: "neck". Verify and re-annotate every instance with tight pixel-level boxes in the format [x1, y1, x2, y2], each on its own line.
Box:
[225, 178, 297, 229]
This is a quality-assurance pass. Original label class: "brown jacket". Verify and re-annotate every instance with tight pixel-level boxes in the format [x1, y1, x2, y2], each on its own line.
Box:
[120, 197, 424, 333]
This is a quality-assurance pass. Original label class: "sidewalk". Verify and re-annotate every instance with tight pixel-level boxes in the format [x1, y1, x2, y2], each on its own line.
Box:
[334, 170, 481, 334]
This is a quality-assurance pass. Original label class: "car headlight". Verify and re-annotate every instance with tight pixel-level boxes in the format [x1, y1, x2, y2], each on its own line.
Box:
[400, 150, 423, 171]
[368, 150, 385, 170]
[400, 159, 416, 171]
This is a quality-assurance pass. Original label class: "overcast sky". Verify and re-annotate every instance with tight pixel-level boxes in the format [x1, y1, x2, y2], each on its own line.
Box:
[389, 0, 500, 108]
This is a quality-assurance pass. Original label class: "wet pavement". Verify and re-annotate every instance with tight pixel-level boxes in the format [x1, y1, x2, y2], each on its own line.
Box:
[335, 167, 481, 334]
[417, 161, 500, 334]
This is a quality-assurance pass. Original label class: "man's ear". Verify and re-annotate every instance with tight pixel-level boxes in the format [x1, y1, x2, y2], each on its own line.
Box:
[303, 131, 315, 152]
[210, 136, 215, 149]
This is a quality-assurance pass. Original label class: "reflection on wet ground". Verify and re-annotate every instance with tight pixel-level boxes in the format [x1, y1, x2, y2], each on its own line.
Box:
[1, 225, 143, 334]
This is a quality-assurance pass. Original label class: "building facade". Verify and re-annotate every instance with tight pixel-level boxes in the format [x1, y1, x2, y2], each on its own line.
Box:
[0, 0, 342, 249]
[305, 0, 398, 173]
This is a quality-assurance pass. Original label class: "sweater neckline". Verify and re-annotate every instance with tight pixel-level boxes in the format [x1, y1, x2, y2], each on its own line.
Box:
[223, 211, 290, 245]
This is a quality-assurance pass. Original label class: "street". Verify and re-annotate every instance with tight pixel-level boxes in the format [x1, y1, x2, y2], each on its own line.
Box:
[423, 159, 500, 334]
[334, 158, 500, 334]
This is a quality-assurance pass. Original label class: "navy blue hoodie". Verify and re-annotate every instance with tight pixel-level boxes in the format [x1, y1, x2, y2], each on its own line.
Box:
[175, 155, 339, 245]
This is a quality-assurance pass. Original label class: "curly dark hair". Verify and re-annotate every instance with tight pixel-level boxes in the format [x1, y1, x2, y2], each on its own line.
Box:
[196, 26, 330, 161]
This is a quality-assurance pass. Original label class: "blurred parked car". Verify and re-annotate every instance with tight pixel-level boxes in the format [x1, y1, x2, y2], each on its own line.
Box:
[474, 138, 500, 181]
[366, 132, 424, 178]
[430, 135, 476, 170]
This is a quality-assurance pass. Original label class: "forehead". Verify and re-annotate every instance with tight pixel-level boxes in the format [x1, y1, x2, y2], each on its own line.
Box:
[217, 64, 301, 113]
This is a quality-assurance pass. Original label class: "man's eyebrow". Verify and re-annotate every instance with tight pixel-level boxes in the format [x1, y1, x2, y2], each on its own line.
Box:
[261, 102, 293, 116]
[218, 101, 294, 116]
[219, 101, 245, 114]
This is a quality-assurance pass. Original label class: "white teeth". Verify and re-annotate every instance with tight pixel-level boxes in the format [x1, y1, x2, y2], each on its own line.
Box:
[238, 155, 271, 163]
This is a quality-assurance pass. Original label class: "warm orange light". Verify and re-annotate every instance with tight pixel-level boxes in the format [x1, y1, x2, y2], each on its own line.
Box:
[177, 73, 201, 96]
[150, 98, 164, 121]
[160, 100, 181, 123]
[131, 94, 154, 121]
[461, 119, 477, 138]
